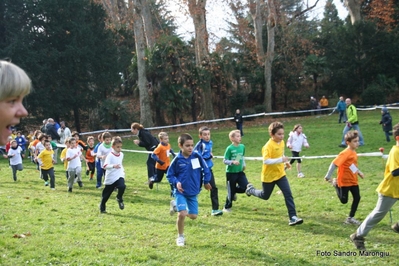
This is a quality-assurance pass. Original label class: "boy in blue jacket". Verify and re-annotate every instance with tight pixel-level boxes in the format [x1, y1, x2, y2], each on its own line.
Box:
[167, 133, 212, 247]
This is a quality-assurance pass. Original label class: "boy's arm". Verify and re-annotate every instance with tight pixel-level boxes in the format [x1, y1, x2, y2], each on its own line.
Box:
[324, 163, 337, 181]
[166, 159, 179, 187]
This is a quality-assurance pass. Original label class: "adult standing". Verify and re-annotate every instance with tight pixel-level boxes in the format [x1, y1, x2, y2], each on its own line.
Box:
[310, 96, 318, 115]
[58, 121, 72, 144]
[0, 60, 30, 145]
[319, 96, 329, 114]
[44, 118, 60, 142]
[335, 96, 347, 123]
[234, 109, 244, 136]
[339, 98, 364, 147]
[131, 122, 159, 183]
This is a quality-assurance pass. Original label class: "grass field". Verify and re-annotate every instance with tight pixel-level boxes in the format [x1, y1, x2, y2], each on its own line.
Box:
[1, 109, 399, 265]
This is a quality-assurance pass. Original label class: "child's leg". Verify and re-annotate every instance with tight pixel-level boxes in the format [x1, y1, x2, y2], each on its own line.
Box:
[385, 131, 391, 142]
[48, 168, 55, 188]
[248, 181, 275, 200]
[154, 169, 165, 183]
[289, 151, 298, 165]
[42, 169, 49, 183]
[96, 161, 103, 188]
[175, 194, 190, 235]
[67, 169, 76, 189]
[208, 170, 219, 210]
[224, 173, 238, 209]
[236, 172, 248, 193]
[100, 184, 116, 212]
[356, 194, 397, 237]
[348, 186, 361, 218]
[11, 165, 17, 181]
[76, 166, 82, 182]
[336, 186, 349, 204]
[115, 178, 126, 201]
[89, 162, 95, 179]
[276, 176, 297, 219]
[297, 162, 301, 173]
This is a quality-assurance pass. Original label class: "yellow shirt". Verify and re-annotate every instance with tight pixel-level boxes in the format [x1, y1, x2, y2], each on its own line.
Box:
[261, 138, 285, 182]
[377, 145, 399, 198]
[60, 148, 68, 170]
[37, 149, 54, 170]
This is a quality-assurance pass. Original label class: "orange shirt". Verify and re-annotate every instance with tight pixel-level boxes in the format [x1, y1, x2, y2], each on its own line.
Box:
[85, 146, 95, 163]
[333, 148, 359, 187]
[153, 143, 172, 170]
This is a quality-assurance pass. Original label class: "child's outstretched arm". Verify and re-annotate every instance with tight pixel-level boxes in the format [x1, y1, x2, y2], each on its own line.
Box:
[324, 163, 337, 181]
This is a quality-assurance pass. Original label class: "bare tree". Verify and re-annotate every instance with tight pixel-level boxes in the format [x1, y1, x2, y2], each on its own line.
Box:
[133, 0, 154, 126]
[344, 0, 362, 24]
[263, 0, 276, 112]
[187, 0, 215, 120]
[249, 0, 265, 65]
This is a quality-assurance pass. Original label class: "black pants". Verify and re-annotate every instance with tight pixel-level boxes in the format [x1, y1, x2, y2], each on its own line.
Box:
[146, 154, 157, 179]
[100, 178, 126, 212]
[209, 170, 220, 210]
[251, 176, 297, 219]
[225, 172, 248, 209]
[335, 185, 361, 218]
[42, 167, 55, 188]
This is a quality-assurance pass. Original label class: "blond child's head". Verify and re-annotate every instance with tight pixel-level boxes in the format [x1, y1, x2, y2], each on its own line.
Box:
[158, 132, 169, 143]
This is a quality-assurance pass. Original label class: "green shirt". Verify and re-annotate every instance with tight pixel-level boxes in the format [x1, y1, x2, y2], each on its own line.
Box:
[346, 104, 358, 124]
[224, 143, 245, 173]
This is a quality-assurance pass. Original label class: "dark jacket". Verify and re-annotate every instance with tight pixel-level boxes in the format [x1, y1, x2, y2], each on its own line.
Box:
[380, 112, 392, 132]
[234, 113, 243, 124]
[138, 129, 159, 151]
[45, 123, 60, 141]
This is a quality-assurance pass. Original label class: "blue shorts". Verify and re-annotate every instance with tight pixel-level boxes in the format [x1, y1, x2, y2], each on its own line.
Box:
[175, 194, 198, 215]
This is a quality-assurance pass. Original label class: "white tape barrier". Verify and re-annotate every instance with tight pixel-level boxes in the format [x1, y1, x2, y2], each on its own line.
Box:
[120, 150, 384, 160]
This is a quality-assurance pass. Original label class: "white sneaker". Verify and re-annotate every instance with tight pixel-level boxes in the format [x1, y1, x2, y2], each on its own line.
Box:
[223, 207, 232, 213]
[176, 236, 185, 246]
[345, 217, 361, 225]
[169, 200, 177, 215]
[297, 172, 305, 178]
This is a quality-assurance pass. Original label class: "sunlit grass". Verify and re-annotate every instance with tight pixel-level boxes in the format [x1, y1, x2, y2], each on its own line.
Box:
[1, 109, 398, 265]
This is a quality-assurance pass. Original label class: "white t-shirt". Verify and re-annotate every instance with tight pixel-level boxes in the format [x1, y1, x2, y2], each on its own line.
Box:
[103, 150, 125, 185]
[97, 144, 112, 167]
[66, 147, 82, 169]
[8, 147, 22, 165]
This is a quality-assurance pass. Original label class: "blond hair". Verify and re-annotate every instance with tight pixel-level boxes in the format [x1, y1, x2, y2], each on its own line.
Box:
[0, 61, 31, 100]
[229, 130, 240, 140]
[158, 132, 168, 140]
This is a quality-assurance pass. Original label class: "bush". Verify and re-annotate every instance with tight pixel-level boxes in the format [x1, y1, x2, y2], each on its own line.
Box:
[361, 85, 386, 105]
[229, 91, 248, 114]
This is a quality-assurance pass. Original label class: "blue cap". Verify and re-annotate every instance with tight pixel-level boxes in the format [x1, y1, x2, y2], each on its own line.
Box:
[382, 107, 388, 113]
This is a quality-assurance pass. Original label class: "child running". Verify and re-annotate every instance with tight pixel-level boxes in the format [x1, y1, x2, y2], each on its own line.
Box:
[7, 139, 23, 181]
[194, 126, 223, 216]
[223, 130, 249, 213]
[66, 137, 85, 192]
[324, 130, 364, 225]
[167, 133, 212, 247]
[85, 136, 96, 180]
[96, 132, 112, 189]
[99, 137, 126, 213]
[246, 122, 303, 226]
[350, 123, 399, 250]
[150, 132, 175, 192]
[379, 107, 392, 142]
[286, 124, 309, 178]
[37, 139, 56, 189]
[60, 138, 70, 180]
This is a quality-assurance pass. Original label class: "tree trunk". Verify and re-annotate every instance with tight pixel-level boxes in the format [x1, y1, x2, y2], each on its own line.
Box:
[344, 0, 362, 24]
[133, 0, 153, 127]
[263, 0, 276, 113]
[139, 0, 155, 48]
[249, 0, 265, 64]
[187, 0, 215, 120]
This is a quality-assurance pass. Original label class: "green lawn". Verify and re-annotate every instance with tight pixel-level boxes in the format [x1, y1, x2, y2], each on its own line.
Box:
[1, 109, 398, 265]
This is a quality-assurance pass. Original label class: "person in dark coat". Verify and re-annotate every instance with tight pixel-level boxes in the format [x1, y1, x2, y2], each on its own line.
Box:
[234, 109, 244, 136]
[380, 107, 393, 142]
[44, 118, 60, 142]
[131, 122, 159, 183]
